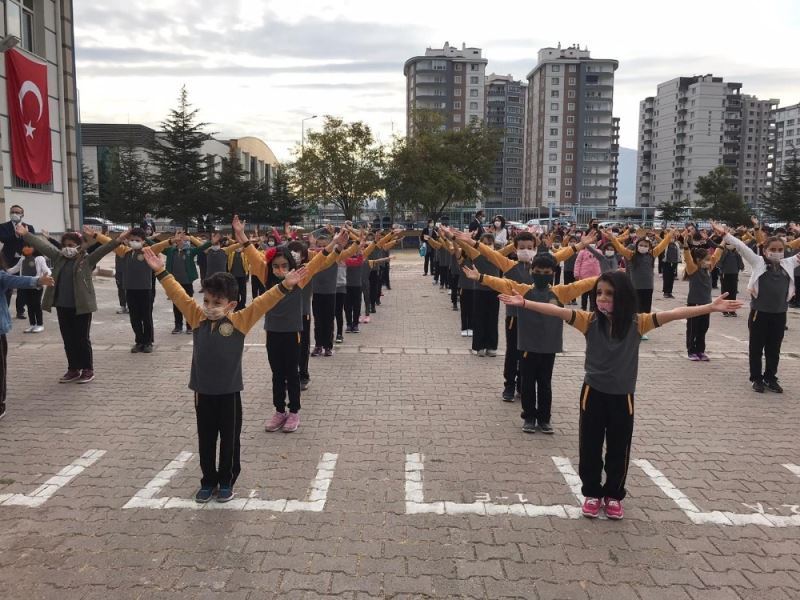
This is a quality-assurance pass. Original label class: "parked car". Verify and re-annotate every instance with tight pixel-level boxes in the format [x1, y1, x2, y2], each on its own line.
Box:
[83, 217, 125, 232]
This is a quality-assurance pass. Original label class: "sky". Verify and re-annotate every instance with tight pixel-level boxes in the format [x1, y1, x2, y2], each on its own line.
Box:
[75, 0, 800, 163]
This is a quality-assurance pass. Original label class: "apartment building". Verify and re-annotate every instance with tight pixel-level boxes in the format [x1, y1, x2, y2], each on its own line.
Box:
[770, 102, 800, 180]
[484, 74, 525, 207]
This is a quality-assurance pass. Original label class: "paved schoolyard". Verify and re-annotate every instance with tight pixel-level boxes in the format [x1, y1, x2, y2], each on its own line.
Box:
[1, 250, 799, 599]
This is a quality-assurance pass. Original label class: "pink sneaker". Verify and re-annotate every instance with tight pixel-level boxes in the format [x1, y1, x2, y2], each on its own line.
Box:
[282, 412, 300, 433]
[604, 497, 624, 520]
[698, 353, 710, 362]
[59, 370, 81, 383]
[363, 315, 371, 324]
[688, 354, 701, 361]
[264, 411, 288, 432]
[582, 497, 602, 518]
[359, 316, 366, 323]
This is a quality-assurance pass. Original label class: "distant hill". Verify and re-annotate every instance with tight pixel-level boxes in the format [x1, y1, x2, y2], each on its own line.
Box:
[617, 147, 637, 207]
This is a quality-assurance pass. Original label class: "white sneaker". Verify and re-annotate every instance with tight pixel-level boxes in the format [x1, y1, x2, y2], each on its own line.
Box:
[23, 326, 34, 333]
[32, 325, 44, 333]
[461, 330, 469, 337]
[477, 349, 487, 357]
[486, 349, 497, 357]
[467, 330, 473, 337]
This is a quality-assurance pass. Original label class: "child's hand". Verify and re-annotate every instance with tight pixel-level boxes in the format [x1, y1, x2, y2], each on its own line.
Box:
[283, 266, 308, 289]
[141, 247, 164, 272]
[710, 292, 743, 313]
[498, 291, 525, 307]
[232, 215, 246, 237]
[15, 223, 28, 237]
[37, 275, 55, 287]
[117, 229, 132, 242]
[461, 265, 480, 281]
[82, 225, 97, 239]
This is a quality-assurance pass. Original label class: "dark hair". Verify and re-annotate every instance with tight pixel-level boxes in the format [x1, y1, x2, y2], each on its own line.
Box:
[61, 232, 82, 247]
[202, 272, 238, 302]
[514, 231, 535, 246]
[480, 232, 495, 246]
[9, 204, 23, 212]
[691, 248, 709, 265]
[266, 246, 297, 287]
[476, 210, 484, 218]
[129, 227, 147, 240]
[287, 240, 309, 262]
[592, 271, 638, 340]
[493, 215, 506, 228]
[532, 253, 556, 271]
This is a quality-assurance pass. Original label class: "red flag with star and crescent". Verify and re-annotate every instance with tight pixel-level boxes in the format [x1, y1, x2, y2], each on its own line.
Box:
[5, 49, 52, 184]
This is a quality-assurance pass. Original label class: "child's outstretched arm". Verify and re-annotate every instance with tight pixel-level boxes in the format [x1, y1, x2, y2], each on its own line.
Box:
[498, 291, 573, 321]
[0, 270, 54, 292]
[142, 247, 203, 329]
[19, 225, 60, 261]
[655, 293, 743, 327]
[711, 222, 760, 268]
[229, 267, 309, 334]
[85, 229, 130, 267]
[607, 231, 634, 259]
[462, 264, 530, 296]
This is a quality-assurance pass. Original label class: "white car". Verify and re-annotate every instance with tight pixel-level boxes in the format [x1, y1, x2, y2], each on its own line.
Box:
[83, 217, 125, 232]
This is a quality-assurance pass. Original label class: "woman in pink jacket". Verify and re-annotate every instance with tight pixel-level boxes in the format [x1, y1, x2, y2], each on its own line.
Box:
[574, 242, 601, 310]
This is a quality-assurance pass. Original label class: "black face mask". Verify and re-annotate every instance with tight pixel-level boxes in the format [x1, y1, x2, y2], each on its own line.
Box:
[532, 274, 553, 289]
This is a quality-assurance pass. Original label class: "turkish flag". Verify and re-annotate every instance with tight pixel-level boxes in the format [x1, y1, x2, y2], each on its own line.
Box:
[5, 49, 52, 184]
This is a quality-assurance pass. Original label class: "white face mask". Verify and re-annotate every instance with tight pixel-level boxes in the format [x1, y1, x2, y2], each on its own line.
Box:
[129, 241, 143, 250]
[203, 305, 228, 321]
[211, 244, 221, 251]
[494, 221, 502, 228]
[767, 251, 784, 262]
[516, 249, 535, 263]
[61, 246, 79, 258]
[637, 246, 649, 254]
[267, 241, 275, 247]
[588, 243, 596, 249]
[604, 249, 615, 257]
[291, 251, 302, 264]
[10, 213, 22, 224]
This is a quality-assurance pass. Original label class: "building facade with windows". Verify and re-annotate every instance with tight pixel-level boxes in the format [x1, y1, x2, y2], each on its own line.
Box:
[0, 0, 80, 232]
[484, 74, 525, 207]
[523, 45, 619, 210]
[770, 102, 800, 181]
[403, 42, 487, 134]
[636, 75, 777, 209]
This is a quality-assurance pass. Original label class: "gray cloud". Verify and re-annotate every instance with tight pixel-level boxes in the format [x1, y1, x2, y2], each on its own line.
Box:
[76, 61, 401, 78]
[76, 46, 203, 64]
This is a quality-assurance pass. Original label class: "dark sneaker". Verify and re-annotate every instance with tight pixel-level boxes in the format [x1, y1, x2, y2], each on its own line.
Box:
[59, 370, 81, 383]
[752, 380, 765, 393]
[352, 326, 360, 333]
[171, 327, 182, 334]
[335, 335, 344, 344]
[452, 305, 458, 311]
[324, 348, 333, 357]
[216, 486, 235, 503]
[300, 379, 310, 391]
[522, 420, 537, 433]
[77, 370, 95, 384]
[764, 379, 783, 393]
[185, 327, 193, 334]
[16, 313, 26, 320]
[539, 422, 554, 434]
[502, 386, 515, 402]
[311, 346, 323, 357]
[131, 344, 142, 354]
[195, 487, 214, 503]
[0, 403, 6, 421]
[141, 345, 154, 354]
[345, 326, 353, 334]
[116, 308, 128, 314]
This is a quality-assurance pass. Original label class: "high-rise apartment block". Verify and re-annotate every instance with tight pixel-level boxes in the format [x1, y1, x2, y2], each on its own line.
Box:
[770, 102, 800, 180]
[484, 74, 526, 207]
[523, 45, 619, 209]
[403, 42, 487, 135]
[636, 75, 777, 208]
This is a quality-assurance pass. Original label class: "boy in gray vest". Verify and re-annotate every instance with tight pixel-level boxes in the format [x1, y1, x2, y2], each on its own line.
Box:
[142, 246, 307, 503]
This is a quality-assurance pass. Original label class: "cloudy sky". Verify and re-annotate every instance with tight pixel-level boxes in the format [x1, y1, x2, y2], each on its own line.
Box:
[75, 0, 800, 162]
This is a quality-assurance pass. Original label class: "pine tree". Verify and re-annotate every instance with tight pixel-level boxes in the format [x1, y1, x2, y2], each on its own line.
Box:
[81, 162, 100, 217]
[270, 165, 304, 225]
[694, 166, 749, 225]
[209, 147, 257, 222]
[149, 86, 212, 228]
[100, 145, 154, 226]
[761, 148, 800, 223]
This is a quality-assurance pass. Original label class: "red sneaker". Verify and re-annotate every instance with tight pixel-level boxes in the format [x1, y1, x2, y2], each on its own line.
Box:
[604, 497, 624, 520]
[76, 370, 95, 384]
[59, 370, 81, 384]
[582, 497, 602, 518]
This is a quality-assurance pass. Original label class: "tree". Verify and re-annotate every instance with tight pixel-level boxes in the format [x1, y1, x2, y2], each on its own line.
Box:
[270, 164, 304, 224]
[81, 162, 100, 217]
[655, 198, 689, 223]
[385, 110, 500, 220]
[99, 145, 154, 226]
[291, 116, 384, 220]
[149, 86, 212, 228]
[208, 147, 258, 222]
[694, 166, 749, 225]
[761, 148, 800, 223]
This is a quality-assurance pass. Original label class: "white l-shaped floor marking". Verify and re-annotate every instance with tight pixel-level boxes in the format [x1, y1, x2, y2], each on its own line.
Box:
[0, 449, 106, 508]
[404, 453, 583, 518]
[123, 451, 338, 511]
[635, 459, 800, 527]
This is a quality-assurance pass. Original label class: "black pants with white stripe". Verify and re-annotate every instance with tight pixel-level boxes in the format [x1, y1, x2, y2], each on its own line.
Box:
[578, 384, 635, 501]
[313, 293, 336, 349]
[195, 392, 242, 489]
[0, 335, 7, 414]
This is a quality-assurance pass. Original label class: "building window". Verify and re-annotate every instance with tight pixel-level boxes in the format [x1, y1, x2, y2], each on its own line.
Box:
[548, 166, 557, 173]
[454, 88, 462, 97]
[568, 78, 576, 85]
[568, 90, 576, 98]
[470, 76, 479, 84]
[549, 128, 559, 135]
[455, 64, 463, 71]
[567, 103, 575, 111]
[453, 101, 461, 109]
[453, 114, 461, 123]
[552, 77, 560, 85]
[565, 178, 572, 186]
[548, 153, 558, 161]
[551, 90, 559, 98]
[550, 116, 559, 123]
[566, 141, 574, 149]
[469, 102, 478, 110]
[567, 116, 575, 123]
[565, 154, 574, 161]
[565, 165, 573, 173]
[432, 60, 447, 71]
[470, 63, 479, 71]
[552, 65, 561, 72]
[6, 0, 35, 52]
[567, 128, 574, 136]
[565, 190, 572, 198]
[547, 191, 556, 198]
[454, 75, 462, 84]
[12, 173, 52, 191]
[550, 103, 559, 110]
[548, 177, 557, 185]
[470, 89, 478, 97]
[549, 141, 558, 148]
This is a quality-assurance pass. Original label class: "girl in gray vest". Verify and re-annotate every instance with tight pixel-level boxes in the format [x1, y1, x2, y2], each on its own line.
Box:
[683, 246, 723, 361]
[499, 271, 743, 520]
[718, 241, 744, 316]
[713, 222, 800, 393]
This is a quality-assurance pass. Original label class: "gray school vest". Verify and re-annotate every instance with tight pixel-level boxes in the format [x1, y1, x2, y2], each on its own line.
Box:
[265, 286, 304, 332]
[583, 314, 644, 395]
[752, 267, 790, 313]
[206, 249, 228, 277]
[123, 251, 153, 290]
[312, 259, 338, 294]
[687, 269, 712, 305]
[189, 317, 245, 395]
[473, 255, 500, 292]
[21, 257, 37, 276]
[628, 253, 656, 290]
[504, 261, 534, 318]
[518, 286, 564, 354]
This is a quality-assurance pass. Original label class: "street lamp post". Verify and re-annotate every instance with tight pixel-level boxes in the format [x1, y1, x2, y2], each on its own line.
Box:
[301, 115, 318, 206]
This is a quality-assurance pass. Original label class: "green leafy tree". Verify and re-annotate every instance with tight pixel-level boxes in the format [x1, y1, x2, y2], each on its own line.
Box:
[694, 166, 749, 225]
[81, 162, 100, 217]
[209, 147, 258, 222]
[655, 198, 689, 222]
[149, 86, 212, 228]
[291, 116, 384, 220]
[761, 148, 800, 223]
[270, 164, 304, 224]
[385, 110, 500, 220]
[99, 145, 154, 226]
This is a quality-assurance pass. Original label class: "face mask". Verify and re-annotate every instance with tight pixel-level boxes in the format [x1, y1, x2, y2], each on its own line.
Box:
[494, 221, 502, 228]
[182, 241, 191, 250]
[129, 241, 143, 250]
[767, 251, 784, 262]
[553, 243, 561, 249]
[588, 243, 596, 249]
[532, 274, 553, 289]
[267, 241, 275, 247]
[22, 247, 33, 256]
[61, 247, 78, 259]
[596, 300, 613, 315]
[604, 249, 615, 257]
[637, 246, 649, 254]
[211, 244, 221, 251]
[291, 251, 302, 264]
[516, 249, 535, 263]
[203, 306, 228, 321]
[10, 214, 22, 224]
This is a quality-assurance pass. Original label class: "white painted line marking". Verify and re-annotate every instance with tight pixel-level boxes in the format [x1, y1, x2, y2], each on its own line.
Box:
[405, 453, 581, 518]
[635, 459, 800, 527]
[0, 449, 106, 508]
[123, 451, 338, 511]
[783, 463, 800, 478]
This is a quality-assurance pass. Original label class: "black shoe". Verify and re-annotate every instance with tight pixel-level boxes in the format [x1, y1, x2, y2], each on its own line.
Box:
[172, 327, 182, 334]
[752, 380, 765, 393]
[141, 344, 153, 354]
[16, 313, 26, 320]
[300, 379, 310, 391]
[522, 420, 537, 433]
[0, 403, 6, 421]
[502, 386, 515, 402]
[131, 344, 142, 353]
[764, 379, 783, 393]
[452, 305, 458, 311]
[352, 326, 360, 333]
[186, 327, 193, 334]
[195, 486, 214, 503]
[539, 422, 554, 434]
[335, 335, 344, 344]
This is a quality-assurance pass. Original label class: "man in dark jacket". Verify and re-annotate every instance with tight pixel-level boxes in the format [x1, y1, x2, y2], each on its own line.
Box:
[0, 204, 36, 318]
[420, 219, 436, 276]
[468, 210, 485, 238]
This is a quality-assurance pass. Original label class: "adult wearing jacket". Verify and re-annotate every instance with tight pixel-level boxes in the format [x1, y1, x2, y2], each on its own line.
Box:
[573, 243, 601, 310]
[20, 224, 129, 384]
[0, 204, 36, 319]
[662, 236, 681, 298]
